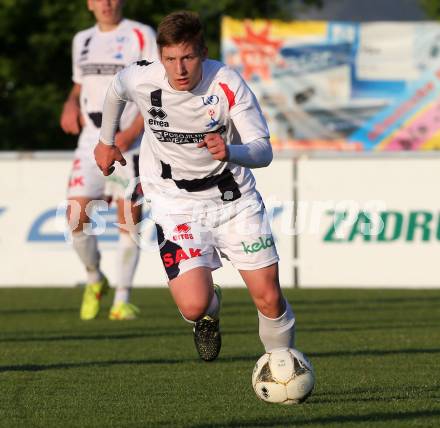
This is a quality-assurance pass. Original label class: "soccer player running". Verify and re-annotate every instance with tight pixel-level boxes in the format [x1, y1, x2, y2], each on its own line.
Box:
[94, 11, 295, 360]
[60, 0, 157, 320]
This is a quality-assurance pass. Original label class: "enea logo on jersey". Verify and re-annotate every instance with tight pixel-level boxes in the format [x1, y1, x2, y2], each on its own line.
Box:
[172, 223, 194, 241]
[202, 95, 219, 105]
[148, 107, 169, 127]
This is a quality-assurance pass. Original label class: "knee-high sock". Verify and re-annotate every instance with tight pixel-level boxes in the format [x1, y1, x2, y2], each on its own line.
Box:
[258, 299, 295, 352]
[113, 232, 140, 305]
[72, 231, 102, 284]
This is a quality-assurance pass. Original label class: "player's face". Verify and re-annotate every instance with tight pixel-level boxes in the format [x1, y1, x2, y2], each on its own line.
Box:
[161, 42, 207, 91]
[87, 0, 124, 28]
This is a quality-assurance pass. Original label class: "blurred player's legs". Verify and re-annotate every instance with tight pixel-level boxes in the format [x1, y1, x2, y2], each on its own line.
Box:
[109, 198, 142, 320]
[107, 150, 142, 320]
[67, 148, 109, 320]
[67, 196, 109, 320]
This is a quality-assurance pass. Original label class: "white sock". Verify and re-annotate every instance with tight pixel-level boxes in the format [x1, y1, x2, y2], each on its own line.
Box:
[258, 299, 295, 352]
[113, 287, 131, 305]
[72, 231, 102, 284]
[205, 289, 220, 319]
[114, 232, 140, 304]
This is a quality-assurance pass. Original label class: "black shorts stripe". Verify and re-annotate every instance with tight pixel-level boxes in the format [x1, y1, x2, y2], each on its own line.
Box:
[156, 224, 182, 280]
[130, 154, 143, 201]
[160, 161, 241, 201]
[88, 112, 102, 128]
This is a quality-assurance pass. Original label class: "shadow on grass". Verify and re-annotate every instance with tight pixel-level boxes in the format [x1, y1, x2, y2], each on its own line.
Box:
[188, 409, 440, 427]
[0, 308, 78, 315]
[1, 319, 438, 345]
[0, 329, 188, 343]
[310, 347, 440, 358]
[300, 322, 440, 333]
[1, 346, 439, 373]
[0, 354, 262, 373]
[0, 358, 189, 372]
[225, 295, 440, 309]
[313, 384, 440, 404]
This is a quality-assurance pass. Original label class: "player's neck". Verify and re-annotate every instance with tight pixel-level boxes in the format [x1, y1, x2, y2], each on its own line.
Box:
[96, 18, 123, 32]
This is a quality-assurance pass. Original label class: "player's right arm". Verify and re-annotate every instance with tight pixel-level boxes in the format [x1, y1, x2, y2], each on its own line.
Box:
[60, 83, 82, 135]
[95, 64, 139, 175]
[61, 32, 85, 135]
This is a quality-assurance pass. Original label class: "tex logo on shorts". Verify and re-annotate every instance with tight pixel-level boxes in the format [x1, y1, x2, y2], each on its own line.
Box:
[241, 236, 274, 254]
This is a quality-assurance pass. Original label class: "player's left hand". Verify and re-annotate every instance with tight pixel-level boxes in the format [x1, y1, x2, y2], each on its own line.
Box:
[94, 141, 127, 176]
[198, 133, 229, 161]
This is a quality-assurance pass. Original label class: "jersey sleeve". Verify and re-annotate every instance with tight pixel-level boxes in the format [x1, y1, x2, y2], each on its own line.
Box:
[131, 22, 158, 62]
[112, 63, 139, 102]
[100, 62, 148, 144]
[99, 74, 129, 146]
[72, 33, 82, 84]
[219, 68, 270, 143]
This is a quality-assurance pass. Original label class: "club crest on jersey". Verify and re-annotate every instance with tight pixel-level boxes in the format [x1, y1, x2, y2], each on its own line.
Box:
[202, 95, 219, 105]
[206, 108, 219, 129]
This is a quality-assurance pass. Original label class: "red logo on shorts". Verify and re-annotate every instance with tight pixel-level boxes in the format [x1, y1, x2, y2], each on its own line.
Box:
[172, 223, 193, 241]
[174, 223, 191, 233]
[72, 159, 81, 171]
[162, 248, 202, 267]
[68, 176, 84, 187]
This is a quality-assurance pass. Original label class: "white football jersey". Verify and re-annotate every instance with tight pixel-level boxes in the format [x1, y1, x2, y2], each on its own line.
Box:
[72, 19, 157, 147]
[107, 59, 270, 209]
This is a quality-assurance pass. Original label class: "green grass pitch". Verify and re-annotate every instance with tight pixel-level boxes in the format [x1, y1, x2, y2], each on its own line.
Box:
[0, 288, 439, 427]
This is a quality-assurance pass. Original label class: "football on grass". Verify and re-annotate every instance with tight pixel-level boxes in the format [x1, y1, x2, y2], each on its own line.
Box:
[252, 348, 315, 404]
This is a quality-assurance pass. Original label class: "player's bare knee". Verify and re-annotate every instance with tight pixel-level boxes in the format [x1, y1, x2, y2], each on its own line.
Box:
[178, 301, 209, 322]
[254, 289, 284, 317]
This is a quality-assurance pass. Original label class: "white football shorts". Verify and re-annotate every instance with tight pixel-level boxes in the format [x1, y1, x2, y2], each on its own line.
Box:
[152, 193, 279, 280]
[104, 147, 142, 202]
[66, 146, 105, 199]
[67, 134, 141, 202]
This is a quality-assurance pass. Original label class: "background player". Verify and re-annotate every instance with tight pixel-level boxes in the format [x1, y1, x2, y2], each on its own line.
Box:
[60, 0, 157, 320]
[94, 11, 295, 360]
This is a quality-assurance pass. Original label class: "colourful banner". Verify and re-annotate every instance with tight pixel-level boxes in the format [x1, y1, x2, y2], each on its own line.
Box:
[221, 18, 440, 151]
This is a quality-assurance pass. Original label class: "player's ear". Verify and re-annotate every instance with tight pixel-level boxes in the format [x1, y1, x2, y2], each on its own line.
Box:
[86, 0, 94, 12]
